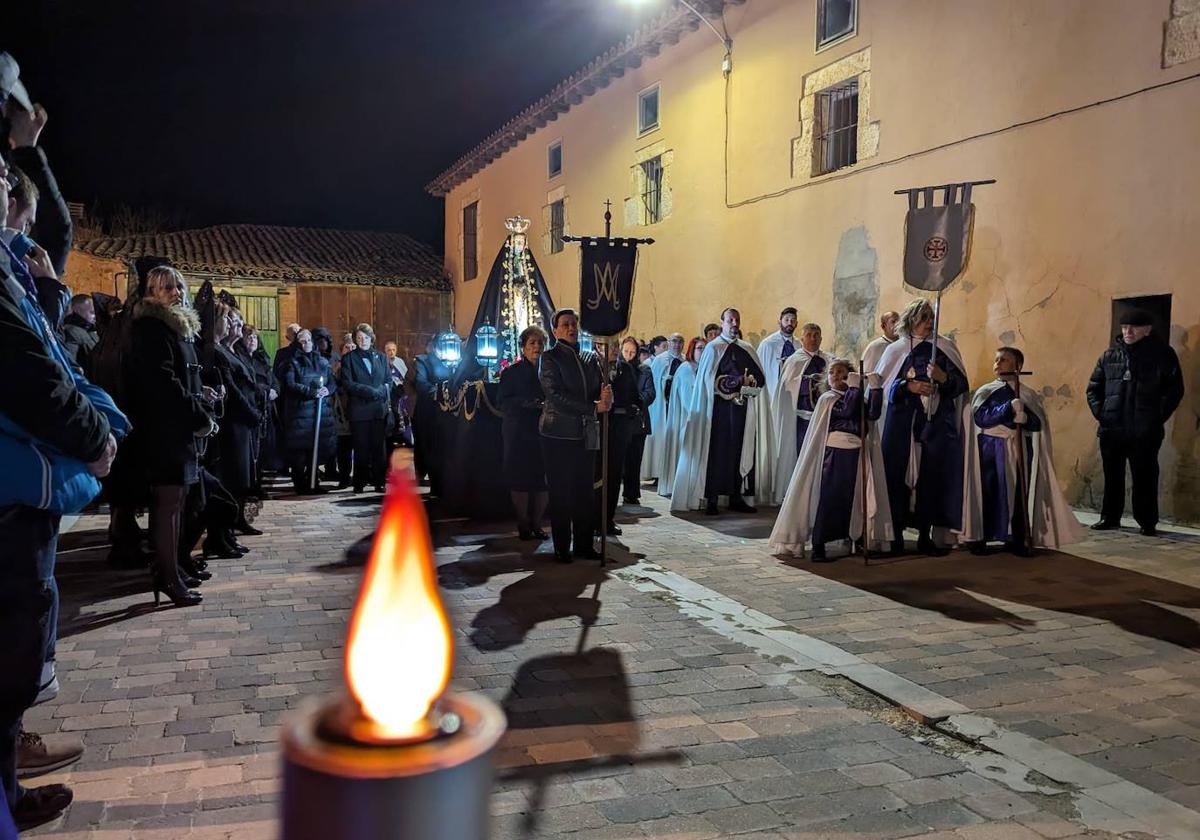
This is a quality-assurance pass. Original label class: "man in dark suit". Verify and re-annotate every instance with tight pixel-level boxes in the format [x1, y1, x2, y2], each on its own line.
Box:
[338, 323, 391, 492]
[538, 309, 612, 562]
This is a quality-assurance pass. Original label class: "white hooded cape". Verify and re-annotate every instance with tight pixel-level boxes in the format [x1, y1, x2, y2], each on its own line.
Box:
[642, 351, 682, 480]
[873, 331, 968, 547]
[959, 381, 1084, 549]
[771, 347, 832, 502]
[756, 330, 797, 401]
[670, 336, 775, 511]
[657, 360, 698, 497]
[862, 335, 895, 375]
[768, 387, 894, 555]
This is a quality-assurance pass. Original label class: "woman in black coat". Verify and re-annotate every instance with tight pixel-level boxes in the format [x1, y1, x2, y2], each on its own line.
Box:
[125, 267, 213, 607]
[285, 329, 337, 493]
[214, 305, 263, 533]
[496, 325, 548, 540]
[239, 325, 280, 486]
[338, 323, 391, 492]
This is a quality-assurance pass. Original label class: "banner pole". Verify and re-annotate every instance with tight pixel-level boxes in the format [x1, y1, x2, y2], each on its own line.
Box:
[927, 290, 942, 423]
[598, 342, 609, 568]
[1012, 372, 1034, 556]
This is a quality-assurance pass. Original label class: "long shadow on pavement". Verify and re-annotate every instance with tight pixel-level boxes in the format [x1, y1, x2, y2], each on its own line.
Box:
[55, 527, 158, 638]
[798, 548, 1200, 648]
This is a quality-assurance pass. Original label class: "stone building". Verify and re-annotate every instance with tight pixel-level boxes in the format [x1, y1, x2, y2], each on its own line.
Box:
[68, 224, 450, 359]
[427, 0, 1200, 522]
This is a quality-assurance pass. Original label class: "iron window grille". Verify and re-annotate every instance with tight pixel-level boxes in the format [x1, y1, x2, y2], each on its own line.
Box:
[463, 201, 479, 281]
[550, 200, 566, 254]
[640, 156, 664, 225]
[813, 79, 859, 176]
[638, 85, 660, 135]
[232, 294, 278, 331]
[817, 0, 857, 49]
[548, 141, 563, 179]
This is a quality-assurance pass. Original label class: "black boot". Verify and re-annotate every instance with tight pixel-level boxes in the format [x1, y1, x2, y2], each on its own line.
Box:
[811, 543, 835, 563]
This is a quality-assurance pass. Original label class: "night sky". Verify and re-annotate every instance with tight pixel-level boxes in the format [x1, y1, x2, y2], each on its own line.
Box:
[6, 0, 664, 250]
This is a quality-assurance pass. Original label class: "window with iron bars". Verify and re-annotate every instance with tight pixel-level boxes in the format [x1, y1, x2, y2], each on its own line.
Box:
[640, 156, 664, 225]
[549, 199, 566, 254]
[463, 201, 479, 280]
[813, 79, 858, 176]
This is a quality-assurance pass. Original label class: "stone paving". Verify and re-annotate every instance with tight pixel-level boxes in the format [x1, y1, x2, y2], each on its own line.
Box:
[17, 483, 1200, 838]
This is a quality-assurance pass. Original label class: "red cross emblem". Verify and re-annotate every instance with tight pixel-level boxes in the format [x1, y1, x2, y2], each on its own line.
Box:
[923, 237, 949, 262]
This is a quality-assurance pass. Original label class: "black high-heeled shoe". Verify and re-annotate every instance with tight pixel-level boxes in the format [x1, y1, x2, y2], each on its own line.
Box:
[201, 543, 242, 560]
[152, 572, 202, 607]
[235, 521, 263, 536]
[179, 559, 212, 581]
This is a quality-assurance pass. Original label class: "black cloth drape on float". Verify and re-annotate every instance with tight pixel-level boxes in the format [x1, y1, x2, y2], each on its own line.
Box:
[431, 233, 555, 517]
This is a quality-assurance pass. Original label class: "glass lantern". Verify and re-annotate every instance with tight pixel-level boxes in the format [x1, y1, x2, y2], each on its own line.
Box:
[578, 330, 594, 354]
[475, 322, 499, 381]
[434, 331, 463, 370]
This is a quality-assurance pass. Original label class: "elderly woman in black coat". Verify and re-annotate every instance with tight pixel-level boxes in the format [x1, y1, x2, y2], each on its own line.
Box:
[497, 325, 549, 540]
[339, 322, 391, 492]
[285, 329, 337, 493]
[213, 304, 262, 532]
[125, 266, 215, 607]
[239, 325, 279, 486]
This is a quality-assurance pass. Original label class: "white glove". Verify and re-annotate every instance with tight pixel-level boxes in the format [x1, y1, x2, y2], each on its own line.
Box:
[867, 372, 882, 388]
[846, 372, 862, 389]
[1010, 398, 1024, 413]
[1013, 411, 1028, 425]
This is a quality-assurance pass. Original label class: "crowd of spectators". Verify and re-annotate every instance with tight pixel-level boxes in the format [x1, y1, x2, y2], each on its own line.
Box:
[0, 54, 414, 833]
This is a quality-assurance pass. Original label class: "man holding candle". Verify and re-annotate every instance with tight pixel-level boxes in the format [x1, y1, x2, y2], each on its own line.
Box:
[538, 309, 612, 563]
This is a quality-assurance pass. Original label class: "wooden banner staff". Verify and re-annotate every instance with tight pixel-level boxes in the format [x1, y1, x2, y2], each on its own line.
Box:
[563, 201, 654, 567]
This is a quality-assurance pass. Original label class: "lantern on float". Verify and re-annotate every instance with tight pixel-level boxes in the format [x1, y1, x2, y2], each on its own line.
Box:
[579, 331, 594, 354]
[434, 331, 462, 370]
[475, 322, 498, 381]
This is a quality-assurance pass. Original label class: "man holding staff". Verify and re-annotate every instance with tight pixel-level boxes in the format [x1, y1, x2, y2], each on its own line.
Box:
[874, 298, 969, 554]
[961, 347, 1083, 554]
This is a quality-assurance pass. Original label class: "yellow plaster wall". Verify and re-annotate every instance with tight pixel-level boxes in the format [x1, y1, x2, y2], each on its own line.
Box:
[441, 0, 1200, 521]
[63, 251, 130, 299]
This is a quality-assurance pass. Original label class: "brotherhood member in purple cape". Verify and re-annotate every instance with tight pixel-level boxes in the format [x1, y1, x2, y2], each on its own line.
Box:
[769, 360, 892, 561]
[670, 308, 775, 515]
[862, 310, 900, 374]
[640, 333, 685, 485]
[873, 298, 969, 554]
[770, 322, 832, 501]
[755, 306, 799, 402]
[959, 347, 1083, 555]
[657, 336, 705, 498]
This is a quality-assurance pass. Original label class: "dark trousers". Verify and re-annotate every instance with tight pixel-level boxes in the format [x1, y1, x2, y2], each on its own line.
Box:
[624, 434, 647, 502]
[541, 436, 597, 555]
[599, 418, 636, 530]
[351, 418, 387, 489]
[0, 506, 60, 811]
[1100, 432, 1163, 528]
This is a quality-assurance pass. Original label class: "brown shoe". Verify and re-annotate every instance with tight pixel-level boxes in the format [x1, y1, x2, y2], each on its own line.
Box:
[16, 731, 84, 779]
[13, 783, 73, 831]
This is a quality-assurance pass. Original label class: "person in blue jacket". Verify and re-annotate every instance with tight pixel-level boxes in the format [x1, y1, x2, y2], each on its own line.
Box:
[0, 153, 128, 833]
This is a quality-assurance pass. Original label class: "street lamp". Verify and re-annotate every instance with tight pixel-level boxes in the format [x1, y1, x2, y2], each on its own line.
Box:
[623, 0, 732, 76]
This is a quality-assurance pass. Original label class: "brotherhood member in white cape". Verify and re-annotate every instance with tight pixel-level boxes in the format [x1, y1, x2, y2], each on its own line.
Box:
[770, 322, 832, 501]
[641, 333, 685, 482]
[960, 346, 1084, 554]
[769, 360, 893, 561]
[755, 306, 799, 401]
[671, 308, 775, 515]
[657, 335, 706, 497]
[874, 298, 970, 555]
[862, 310, 899, 374]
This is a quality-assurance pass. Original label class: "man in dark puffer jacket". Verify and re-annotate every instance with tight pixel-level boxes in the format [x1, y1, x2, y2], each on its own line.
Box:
[1086, 309, 1184, 536]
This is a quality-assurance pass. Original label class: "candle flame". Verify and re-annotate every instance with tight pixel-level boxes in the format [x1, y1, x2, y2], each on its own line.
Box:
[344, 472, 452, 739]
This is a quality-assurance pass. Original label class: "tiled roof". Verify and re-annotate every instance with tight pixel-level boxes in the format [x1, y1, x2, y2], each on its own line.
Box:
[77, 224, 449, 291]
[425, 0, 741, 197]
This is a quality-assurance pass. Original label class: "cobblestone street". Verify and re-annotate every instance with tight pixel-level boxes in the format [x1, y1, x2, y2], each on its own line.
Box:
[22, 486, 1200, 839]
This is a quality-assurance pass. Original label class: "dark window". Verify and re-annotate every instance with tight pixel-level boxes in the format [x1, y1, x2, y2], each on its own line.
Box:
[548, 141, 563, 179]
[1112, 294, 1171, 340]
[462, 202, 478, 281]
[813, 79, 858, 176]
[640, 156, 664, 224]
[817, 0, 857, 48]
[550, 200, 566, 254]
[638, 85, 660, 135]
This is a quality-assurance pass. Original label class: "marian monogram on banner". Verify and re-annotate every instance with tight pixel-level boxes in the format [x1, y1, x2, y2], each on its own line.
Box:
[587, 261, 622, 310]
[578, 239, 638, 336]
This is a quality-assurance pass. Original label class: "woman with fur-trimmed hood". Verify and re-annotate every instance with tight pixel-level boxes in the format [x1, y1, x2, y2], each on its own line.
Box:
[125, 267, 216, 607]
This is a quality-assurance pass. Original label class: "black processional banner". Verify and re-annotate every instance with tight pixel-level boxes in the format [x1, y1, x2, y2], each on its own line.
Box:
[902, 183, 976, 292]
[579, 238, 639, 337]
